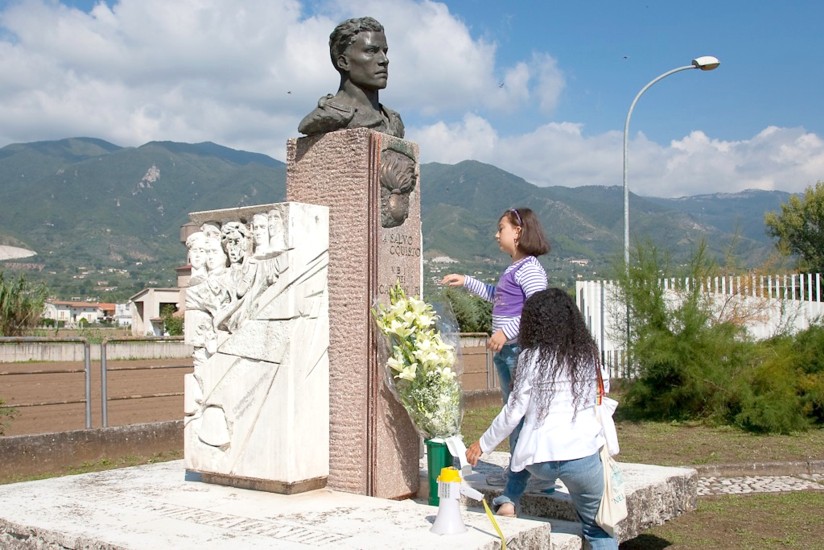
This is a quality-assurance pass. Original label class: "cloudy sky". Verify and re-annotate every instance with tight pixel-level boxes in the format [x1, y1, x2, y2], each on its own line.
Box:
[1, 0, 822, 197]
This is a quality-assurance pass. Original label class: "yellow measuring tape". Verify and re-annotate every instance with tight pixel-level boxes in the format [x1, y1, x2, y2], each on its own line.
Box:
[481, 498, 507, 550]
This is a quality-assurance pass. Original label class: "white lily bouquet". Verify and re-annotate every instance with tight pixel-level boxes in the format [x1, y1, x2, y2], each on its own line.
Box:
[373, 283, 463, 440]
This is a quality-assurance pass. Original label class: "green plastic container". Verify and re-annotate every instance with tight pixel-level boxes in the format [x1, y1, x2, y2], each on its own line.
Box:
[425, 438, 453, 506]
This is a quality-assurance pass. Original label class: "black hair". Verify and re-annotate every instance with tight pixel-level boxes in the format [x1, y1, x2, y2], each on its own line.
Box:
[514, 288, 600, 423]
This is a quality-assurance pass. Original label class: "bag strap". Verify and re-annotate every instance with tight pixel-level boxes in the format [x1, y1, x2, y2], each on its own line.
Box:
[596, 363, 605, 406]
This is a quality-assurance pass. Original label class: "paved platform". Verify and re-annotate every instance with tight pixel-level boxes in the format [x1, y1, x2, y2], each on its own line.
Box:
[0, 460, 558, 549]
[426, 452, 698, 544]
[6, 452, 812, 549]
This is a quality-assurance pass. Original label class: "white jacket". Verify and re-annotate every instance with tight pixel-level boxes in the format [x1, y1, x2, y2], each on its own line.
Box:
[479, 353, 604, 470]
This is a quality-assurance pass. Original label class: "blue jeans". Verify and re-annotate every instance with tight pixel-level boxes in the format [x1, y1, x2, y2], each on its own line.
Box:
[496, 451, 617, 550]
[493, 344, 531, 495]
[494, 343, 522, 445]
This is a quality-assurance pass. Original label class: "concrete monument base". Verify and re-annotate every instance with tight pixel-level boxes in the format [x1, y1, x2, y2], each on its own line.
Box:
[0, 461, 556, 549]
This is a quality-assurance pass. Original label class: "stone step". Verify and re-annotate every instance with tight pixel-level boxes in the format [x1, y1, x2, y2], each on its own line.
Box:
[420, 451, 698, 543]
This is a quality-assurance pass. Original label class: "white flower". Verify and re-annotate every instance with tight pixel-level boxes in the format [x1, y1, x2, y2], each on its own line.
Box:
[373, 283, 463, 440]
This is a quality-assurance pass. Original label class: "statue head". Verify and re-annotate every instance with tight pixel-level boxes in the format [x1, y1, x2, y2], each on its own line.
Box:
[250, 213, 269, 252]
[268, 208, 285, 251]
[220, 221, 249, 265]
[200, 222, 221, 240]
[329, 16, 388, 90]
[204, 236, 227, 273]
[185, 231, 208, 272]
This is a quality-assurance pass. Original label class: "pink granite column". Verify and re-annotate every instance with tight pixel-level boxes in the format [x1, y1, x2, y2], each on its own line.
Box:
[286, 128, 421, 499]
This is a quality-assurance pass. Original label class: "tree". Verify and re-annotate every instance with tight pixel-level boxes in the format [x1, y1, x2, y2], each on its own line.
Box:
[0, 272, 48, 336]
[612, 240, 751, 421]
[160, 304, 184, 336]
[764, 181, 824, 273]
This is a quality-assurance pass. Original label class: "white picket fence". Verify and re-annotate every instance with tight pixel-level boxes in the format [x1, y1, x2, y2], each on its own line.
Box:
[576, 273, 824, 379]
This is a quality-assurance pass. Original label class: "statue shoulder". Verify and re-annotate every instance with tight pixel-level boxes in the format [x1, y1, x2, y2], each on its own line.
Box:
[383, 106, 405, 139]
[298, 94, 356, 135]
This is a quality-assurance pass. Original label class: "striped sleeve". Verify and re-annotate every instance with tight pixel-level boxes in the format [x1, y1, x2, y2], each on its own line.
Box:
[462, 275, 495, 302]
[516, 258, 548, 299]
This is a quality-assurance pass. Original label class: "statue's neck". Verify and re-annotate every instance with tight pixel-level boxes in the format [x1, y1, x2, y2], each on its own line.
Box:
[338, 79, 381, 111]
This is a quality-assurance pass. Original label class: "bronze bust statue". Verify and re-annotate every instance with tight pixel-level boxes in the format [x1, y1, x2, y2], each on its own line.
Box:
[298, 17, 404, 138]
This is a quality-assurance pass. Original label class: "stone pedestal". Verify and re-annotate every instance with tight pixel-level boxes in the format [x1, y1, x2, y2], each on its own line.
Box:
[286, 128, 421, 499]
[183, 202, 329, 494]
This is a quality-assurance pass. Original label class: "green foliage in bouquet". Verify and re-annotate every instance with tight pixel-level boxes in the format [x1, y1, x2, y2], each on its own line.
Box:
[373, 283, 463, 440]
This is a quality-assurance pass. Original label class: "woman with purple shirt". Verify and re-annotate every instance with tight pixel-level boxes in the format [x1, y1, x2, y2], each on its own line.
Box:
[441, 207, 550, 515]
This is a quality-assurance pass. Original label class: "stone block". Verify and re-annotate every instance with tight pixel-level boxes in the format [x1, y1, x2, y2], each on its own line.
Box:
[286, 128, 422, 499]
[183, 202, 329, 494]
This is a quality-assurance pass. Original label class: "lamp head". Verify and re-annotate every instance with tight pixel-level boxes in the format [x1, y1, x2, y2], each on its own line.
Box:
[692, 56, 720, 71]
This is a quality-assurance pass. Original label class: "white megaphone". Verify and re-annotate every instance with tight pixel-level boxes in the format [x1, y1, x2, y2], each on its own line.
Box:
[430, 466, 485, 535]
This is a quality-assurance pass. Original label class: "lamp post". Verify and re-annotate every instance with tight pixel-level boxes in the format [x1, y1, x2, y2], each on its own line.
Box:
[621, 56, 719, 371]
[622, 56, 720, 267]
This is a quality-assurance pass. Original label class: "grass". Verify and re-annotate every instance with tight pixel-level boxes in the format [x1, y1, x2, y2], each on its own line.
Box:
[0, 450, 183, 485]
[462, 404, 824, 549]
[463, 407, 824, 466]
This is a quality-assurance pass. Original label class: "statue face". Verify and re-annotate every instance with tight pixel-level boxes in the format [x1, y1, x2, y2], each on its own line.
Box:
[268, 211, 282, 238]
[339, 31, 388, 91]
[251, 215, 268, 246]
[224, 234, 247, 264]
[188, 241, 207, 270]
[204, 238, 226, 271]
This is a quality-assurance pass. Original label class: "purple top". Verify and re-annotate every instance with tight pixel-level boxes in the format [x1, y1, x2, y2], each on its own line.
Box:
[463, 256, 548, 342]
[494, 263, 526, 317]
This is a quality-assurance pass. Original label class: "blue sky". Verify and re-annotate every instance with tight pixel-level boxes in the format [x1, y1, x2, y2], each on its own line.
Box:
[1, 0, 822, 197]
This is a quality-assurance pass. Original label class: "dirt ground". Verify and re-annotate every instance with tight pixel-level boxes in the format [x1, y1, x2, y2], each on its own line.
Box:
[1, 343, 492, 437]
[0, 358, 193, 436]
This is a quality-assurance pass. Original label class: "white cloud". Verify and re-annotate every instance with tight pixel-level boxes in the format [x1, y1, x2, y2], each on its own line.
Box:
[412, 121, 824, 197]
[0, 0, 821, 198]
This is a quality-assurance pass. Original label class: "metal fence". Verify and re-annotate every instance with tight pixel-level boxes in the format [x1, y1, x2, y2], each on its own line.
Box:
[0, 337, 191, 434]
[2, 335, 501, 436]
[576, 272, 824, 379]
[0, 337, 93, 428]
[99, 337, 190, 428]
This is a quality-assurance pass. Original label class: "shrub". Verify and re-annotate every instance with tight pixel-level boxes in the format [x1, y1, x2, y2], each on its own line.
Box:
[0, 272, 48, 336]
[0, 398, 16, 436]
[441, 287, 492, 334]
[614, 241, 752, 421]
[731, 325, 824, 431]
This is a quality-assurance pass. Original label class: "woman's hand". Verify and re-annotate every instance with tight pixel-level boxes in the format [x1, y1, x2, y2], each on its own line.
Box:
[466, 440, 483, 467]
[440, 274, 465, 287]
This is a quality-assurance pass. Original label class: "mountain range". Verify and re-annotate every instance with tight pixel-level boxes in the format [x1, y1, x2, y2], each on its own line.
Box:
[0, 137, 791, 301]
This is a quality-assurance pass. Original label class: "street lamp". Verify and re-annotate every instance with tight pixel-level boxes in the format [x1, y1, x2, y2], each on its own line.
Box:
[622, 55, 720, 267]
[620, 56, 719, 371]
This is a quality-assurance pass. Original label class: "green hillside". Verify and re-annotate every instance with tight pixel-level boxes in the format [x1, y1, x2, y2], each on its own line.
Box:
[0, 139, 787, 301]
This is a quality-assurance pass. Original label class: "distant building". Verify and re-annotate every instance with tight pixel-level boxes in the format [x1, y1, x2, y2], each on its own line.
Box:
[43, 300, 102, 326]
[129, 287, 183, 337]
[114, 303, 132, 327]
[429, 256, 459, 264]
[98, 302, 116, 321]
[128, 225, 195, 336]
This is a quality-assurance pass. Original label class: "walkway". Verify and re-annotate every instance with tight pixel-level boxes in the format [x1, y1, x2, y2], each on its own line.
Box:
[697, 472, 824, 496]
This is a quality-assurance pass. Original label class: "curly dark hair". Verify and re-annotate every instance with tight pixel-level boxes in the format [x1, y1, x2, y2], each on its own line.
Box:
[513, 288, 600, 423]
